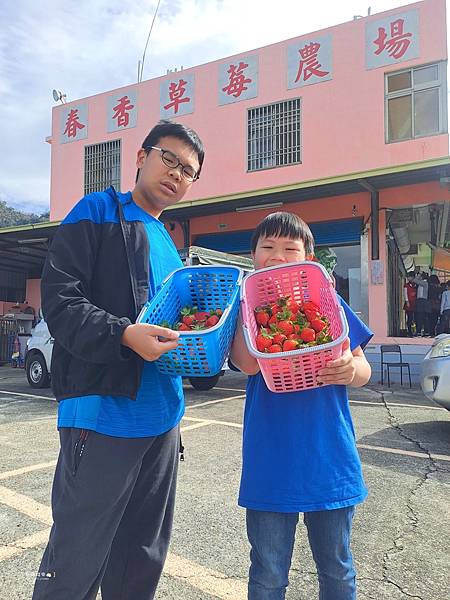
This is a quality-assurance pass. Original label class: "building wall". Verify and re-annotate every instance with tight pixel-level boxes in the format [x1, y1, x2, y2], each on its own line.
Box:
[49, 0, 448, 221]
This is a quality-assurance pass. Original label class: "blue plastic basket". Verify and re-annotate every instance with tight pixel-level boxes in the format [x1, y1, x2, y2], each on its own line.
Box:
[136, 265, 243, 377]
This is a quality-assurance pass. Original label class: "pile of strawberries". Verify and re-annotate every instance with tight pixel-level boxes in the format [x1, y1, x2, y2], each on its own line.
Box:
[254, 296, 332, 353]
[162, 305, 223, 332]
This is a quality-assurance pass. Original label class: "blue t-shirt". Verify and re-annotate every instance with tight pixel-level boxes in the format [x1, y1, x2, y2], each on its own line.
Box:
[58, 191, 184, 437]
[238, 298, 373, 513]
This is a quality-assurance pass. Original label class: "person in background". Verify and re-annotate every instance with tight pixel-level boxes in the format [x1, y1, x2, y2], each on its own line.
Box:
[414, 272, 429, 337]
[403, 272, 417, 337]
[438, 281, 450, 334]
[427, 274, 441, 337]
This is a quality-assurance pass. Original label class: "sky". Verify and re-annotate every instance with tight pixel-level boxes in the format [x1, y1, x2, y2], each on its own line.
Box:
[0, 0, 446, 214]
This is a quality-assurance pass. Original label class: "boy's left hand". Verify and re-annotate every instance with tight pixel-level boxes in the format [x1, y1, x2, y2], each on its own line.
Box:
[317, 338, 355, 385]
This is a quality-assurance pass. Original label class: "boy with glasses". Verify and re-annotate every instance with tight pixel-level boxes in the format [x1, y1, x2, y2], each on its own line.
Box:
[33, 120, 204, 600]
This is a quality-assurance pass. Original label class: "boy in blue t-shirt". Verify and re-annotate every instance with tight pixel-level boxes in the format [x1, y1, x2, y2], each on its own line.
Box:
[231, 212, 373, 600]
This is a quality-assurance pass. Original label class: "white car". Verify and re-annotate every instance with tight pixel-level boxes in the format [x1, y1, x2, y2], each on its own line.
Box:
[420, 334, 450, 411]
[24, 320, 225, 391]
[25, 320, 53, 388]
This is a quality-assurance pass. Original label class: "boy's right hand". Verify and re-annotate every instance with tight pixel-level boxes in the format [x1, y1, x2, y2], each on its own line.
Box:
[121, 323, 179, 362]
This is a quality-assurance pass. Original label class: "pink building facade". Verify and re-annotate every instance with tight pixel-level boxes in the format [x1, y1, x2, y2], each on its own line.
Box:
[43, 0, 450, 381]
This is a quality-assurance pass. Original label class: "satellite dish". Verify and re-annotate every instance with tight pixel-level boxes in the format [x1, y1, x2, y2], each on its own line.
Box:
[52, 89, 60, 102]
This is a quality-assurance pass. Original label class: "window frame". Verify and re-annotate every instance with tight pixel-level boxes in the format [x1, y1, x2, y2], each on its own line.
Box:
[84, 139, 122, 195]
[247, 98, 302, 172]
[384, 61, 448, 144]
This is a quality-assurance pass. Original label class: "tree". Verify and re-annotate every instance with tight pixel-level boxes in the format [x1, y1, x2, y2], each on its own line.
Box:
[0, 201, 50, 228]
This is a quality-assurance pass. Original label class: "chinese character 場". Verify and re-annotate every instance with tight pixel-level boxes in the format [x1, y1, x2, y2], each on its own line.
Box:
[373, 18, 412, 60]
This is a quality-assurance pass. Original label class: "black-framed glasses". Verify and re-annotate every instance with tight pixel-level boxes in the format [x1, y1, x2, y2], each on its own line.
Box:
[149, 146, 199, 182]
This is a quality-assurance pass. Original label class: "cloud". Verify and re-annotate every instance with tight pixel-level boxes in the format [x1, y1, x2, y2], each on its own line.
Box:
[0, 0, 428, 213]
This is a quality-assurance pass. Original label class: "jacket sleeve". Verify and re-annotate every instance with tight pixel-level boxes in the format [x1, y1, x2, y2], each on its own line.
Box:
[41, 201, 132, 365]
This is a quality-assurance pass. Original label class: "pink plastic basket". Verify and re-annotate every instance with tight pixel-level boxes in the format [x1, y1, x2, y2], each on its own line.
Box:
[241, 261, 348, 393]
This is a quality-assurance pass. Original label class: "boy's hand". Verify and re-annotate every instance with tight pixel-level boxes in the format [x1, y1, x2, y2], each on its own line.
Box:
[317, 338, 355, 385]
[121, 323, 179, 362]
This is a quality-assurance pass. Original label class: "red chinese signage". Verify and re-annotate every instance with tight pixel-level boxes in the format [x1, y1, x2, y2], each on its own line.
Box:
[63, 109, 85, 139]
[222, 62, 252, 98]
[373, 18, 412, 60]
[112, 95, 135, 128]
[163, 79, 190, 114]
[295, 42, 330, 83]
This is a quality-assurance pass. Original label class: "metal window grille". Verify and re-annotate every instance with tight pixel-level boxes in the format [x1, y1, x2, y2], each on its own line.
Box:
[247, 99, 301, 172]
[385, 61, 448, 143]
[84, 140, 121, 195]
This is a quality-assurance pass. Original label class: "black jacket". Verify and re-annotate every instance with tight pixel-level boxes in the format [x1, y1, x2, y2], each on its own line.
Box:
[41, 187, 150, 401]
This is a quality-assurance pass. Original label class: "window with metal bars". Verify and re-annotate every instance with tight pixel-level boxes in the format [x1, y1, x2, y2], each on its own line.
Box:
[247, 99, 301, 172]
[84, 140, 121, 195]
[385, 62, 448, 143]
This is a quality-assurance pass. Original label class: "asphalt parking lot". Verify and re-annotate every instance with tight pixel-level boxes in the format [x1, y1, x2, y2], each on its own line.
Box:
[0, 366, 449, 600]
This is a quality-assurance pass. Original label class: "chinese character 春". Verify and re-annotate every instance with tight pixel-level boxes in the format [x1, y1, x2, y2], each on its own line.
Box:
[373, 18, 412, 60]
[163, 80, 190, 114]
[295, 42, 329, 83]
[63, 109, 85, 139]
[222, 62, 252, 98]
[112, 95, 135, 128]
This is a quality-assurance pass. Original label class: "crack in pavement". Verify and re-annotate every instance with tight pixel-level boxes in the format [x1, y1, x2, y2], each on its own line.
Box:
[378, 389, 435, 600]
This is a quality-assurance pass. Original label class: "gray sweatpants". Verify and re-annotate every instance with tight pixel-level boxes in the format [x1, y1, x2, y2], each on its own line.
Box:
[32, 424, 180, 600]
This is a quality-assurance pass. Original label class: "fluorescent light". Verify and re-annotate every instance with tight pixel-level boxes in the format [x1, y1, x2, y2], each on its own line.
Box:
[235, 202, 283, 213]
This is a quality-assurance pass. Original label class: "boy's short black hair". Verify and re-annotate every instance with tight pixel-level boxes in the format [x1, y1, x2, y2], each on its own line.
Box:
[407, 271, 415, 278]
[251, 212, 314, 255]
[136, 119, 205, 183]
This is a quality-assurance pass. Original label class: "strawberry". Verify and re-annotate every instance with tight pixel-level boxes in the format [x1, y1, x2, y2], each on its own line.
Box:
[194, 311, 209, 322]
[267, 344, 282, 353]
[182, 315, 195, 326]
[256, 333, 273, 352]
[255, 310, 270, 327]
[214, 308, 223, 316]
[287, 333, 300, 340]
[303, 301, 320, 312]
[286, 299, 300, 314]
[272, 333, 287, 345]
[177, 323, 191, 331]
[268, 315, 278, 325]
[304, 309, 320, 323]
[311, 318, 327, 333]
[300, 328, 316, 342]
[283, 339, 299, 352]
[278, 320, 295, 335]
[206, 315, 219, 327]
[270, 303, 281, 315]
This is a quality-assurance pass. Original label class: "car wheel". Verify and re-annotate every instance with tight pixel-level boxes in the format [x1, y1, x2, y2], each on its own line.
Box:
[188, 374, 221, 391]
[26, 353, 50, 389]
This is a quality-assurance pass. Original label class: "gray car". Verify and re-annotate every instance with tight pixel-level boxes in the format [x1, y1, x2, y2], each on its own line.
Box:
[420, 334, 450, 410]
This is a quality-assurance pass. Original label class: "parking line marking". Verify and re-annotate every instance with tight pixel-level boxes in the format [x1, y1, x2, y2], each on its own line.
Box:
[164, 552, 246, 599]
[181, 421, 214, 432]
[0, 389, 54, 401]
[0, 528, 51, 561]
[214, 387, 247, 393]
[0, 461, 57, 481]
[0, 485, 52, 525]
[186, 394, 245, 409]
[357, 443, 450, 462]
[350, 399, 445, 411]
